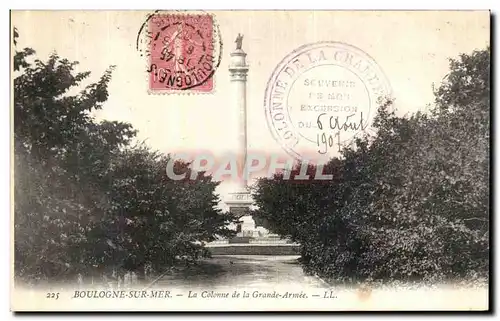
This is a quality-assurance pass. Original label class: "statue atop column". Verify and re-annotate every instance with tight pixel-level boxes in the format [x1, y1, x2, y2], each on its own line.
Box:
[229, 33, 248, 77]
[235, 33, 244, 50]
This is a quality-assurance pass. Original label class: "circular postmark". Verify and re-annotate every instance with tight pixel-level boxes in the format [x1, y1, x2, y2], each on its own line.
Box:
[136, 10, 223, 92]
[264, 41, 391, 161]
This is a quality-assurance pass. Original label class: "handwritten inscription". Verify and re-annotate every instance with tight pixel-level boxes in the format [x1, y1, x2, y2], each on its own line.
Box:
[316, 112, 369, 154]
[264, 42, 390, 160]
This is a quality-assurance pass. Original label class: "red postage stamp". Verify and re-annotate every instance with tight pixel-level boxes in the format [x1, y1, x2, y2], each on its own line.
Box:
[138, 12, 222, 93]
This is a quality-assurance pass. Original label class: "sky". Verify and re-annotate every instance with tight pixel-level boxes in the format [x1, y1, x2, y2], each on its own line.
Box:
[12, 10, 490, 201]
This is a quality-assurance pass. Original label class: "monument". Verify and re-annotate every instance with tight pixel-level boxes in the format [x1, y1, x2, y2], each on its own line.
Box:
[207, 34, 296, 250]
[225, 34, 269, 239]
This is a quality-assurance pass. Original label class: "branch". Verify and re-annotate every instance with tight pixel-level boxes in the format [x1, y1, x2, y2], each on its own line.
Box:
[462, 217, 488, 222]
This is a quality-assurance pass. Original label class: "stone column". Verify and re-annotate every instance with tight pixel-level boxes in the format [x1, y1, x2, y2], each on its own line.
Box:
[228, 45, 255, 238]
[229, 49, 249, 191]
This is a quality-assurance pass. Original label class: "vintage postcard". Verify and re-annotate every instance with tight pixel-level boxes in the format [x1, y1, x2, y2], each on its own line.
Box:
[10, 10, 490, 311]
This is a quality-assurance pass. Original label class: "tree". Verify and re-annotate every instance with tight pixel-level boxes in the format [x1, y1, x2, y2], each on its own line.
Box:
[100, 147, 236, 278]
[252, 47, 490, 283]
[13, 29, 235, 283]
[13, 28, 136, 280]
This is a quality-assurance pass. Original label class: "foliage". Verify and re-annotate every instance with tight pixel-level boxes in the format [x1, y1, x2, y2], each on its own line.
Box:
[252, 48, 490, 283]
[13, 30, 234, 283]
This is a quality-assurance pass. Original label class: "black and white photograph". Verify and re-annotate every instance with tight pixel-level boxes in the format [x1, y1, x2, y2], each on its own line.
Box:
[10, 9, 491, 311]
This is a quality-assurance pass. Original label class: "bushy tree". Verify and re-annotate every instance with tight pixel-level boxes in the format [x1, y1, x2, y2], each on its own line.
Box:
[13, 30, 234, 283]
[100, 147, 235, 277]
[252, 47, 490, 283]
[14, 34, 135, 279]
[250, 161, 341, 243]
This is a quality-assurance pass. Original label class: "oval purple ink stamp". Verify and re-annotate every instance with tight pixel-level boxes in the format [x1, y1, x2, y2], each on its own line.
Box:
[264, 41, 392, 161]
[137, 11, 223, 93]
